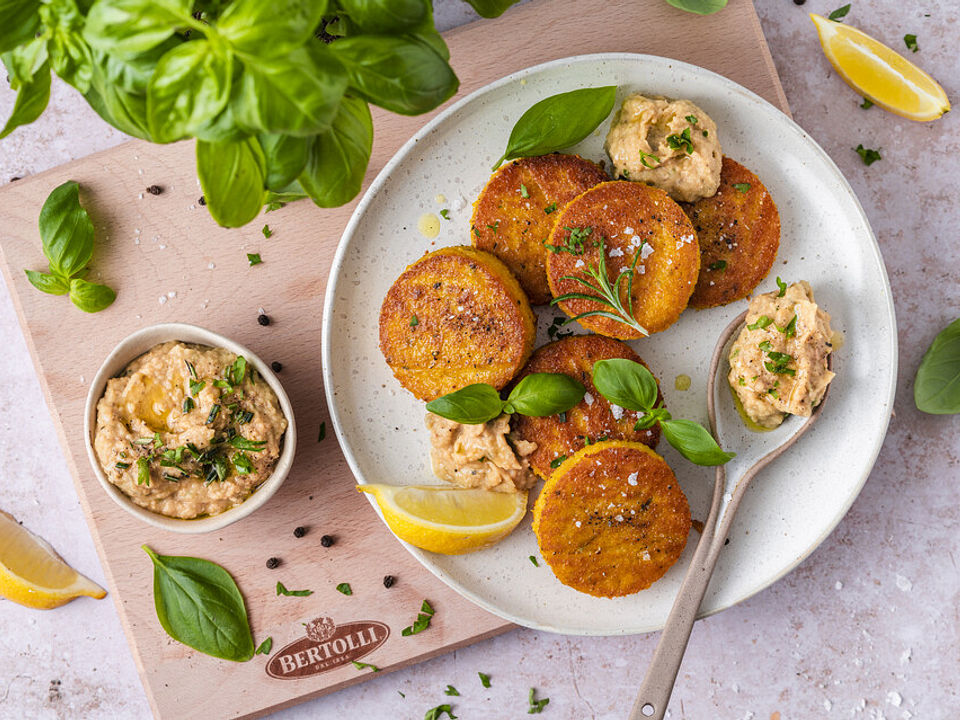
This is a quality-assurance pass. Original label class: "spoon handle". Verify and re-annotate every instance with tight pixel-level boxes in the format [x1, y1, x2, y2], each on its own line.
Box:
[628, 467, 727, 720]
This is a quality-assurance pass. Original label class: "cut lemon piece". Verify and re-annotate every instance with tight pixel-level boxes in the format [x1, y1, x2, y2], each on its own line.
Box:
[358, 484, 527, 555]
[811, 13, 950, 121]
[0, 510, 106, 609]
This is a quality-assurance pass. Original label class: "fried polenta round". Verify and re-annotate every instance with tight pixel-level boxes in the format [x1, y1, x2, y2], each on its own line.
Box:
[532, 441, 690, 598]
[546, 181, 700, 339]
[471, 154, 608, 304]
[379, 246, 536, 401]
[681, 157, 780, 309]
[510, 334, 663, 479]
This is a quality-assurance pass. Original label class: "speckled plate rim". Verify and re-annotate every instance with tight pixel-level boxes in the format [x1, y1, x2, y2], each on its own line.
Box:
[321, 52, 898, 635]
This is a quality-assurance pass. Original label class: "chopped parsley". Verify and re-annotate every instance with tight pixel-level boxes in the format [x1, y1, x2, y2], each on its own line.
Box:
[479, 672, 492, 688]
[702, 130, 708, 137]
[229, 436, 267, 451]
[352, 660, 380, 672]
[855, 144, 881, 166]
[115, 461, 130, 470]
[336, 582, 353, 595]
[276, 581, 313, 597]
[410, 315, 419, 327]
[764, 351, 796, 376]
[529, 555, 539, 567]
[444, 685, 460, 696]
[708, 260, 727, 271]
[747, 315, 774, 330]
[904, 33, 918, 52]
[543, 226, 595, 255]
[182, 397, 195, 413]
[424, 705, 457, 720]
[231, 452, 253, 475]
[777, 315, 798, 338]
[544, 202, 557, 214]
[472, 226, 481, 238]
[768, 388, 780, 399]
[439, 209, 450, 220]
[486, 221, 500, 234]
[758, 340, 773, 352]
[136, 457, 150, 486]
[401, 599, 435, 636]
[528, 687, 550, 714]
[685, 114, 698, 124]
[189, 379, 205, 396]
[520, 183, 529, 198]
[732, 182, 751, 193]
[860, 97, 873, 109]
[205, 403, 221, 424]
[776, 276, 787, 297]
[828, 3, 851, 21]
[666, 127, 694, 154]
[261, 224, 272, 238]
[639, 150, 660, 168]
[550, 455, 566, 469]
[255, 637, 273, 655]
[247, 252, 262, 266]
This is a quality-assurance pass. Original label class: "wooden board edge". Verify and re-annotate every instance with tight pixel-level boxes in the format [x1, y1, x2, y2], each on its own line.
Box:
[743, 3, 792, 116]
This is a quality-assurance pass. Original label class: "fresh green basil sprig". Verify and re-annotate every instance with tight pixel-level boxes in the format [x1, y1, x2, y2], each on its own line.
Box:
[493, 86, 618, 170]
[0, 0, 520, 228]
[592, 359, 734, 466]
[914, 317, 960, 414]
[143, 545, 255, 662]
[665, 0, 728, 15]
[25, 180, 116, 313]
[426, 373, 586, 425]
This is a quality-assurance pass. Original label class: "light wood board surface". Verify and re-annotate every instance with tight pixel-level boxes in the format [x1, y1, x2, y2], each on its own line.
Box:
[0, 1, 788, 718]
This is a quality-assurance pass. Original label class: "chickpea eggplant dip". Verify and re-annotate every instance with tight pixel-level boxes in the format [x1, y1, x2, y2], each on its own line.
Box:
[94, 341, 288, 519]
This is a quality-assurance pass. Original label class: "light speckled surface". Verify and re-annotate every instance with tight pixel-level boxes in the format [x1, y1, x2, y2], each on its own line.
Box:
[1, 1, 958, 718]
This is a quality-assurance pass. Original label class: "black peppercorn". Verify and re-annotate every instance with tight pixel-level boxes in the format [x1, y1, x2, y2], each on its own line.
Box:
[383, 575, 395, 588]
[293, 526, 307, 538]
[257, 314, 270, 326]
[793, 0, 805, 4]
[266, 557, 280, 569]
[271, 361, 283, 372]
[198, 195, 206, 205]
[146, 185, 162, 195]
[320, 534, 334, 547]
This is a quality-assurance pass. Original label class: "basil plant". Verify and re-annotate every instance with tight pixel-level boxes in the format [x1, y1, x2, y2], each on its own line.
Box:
[0, 0, 520, 227]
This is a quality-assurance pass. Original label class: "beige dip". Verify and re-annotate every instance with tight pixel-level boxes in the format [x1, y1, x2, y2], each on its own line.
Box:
[728, 281, 835, 429]
[94, 342, 287, 519]
[425, 413, 537, 493]
[604, 93, 722, 203]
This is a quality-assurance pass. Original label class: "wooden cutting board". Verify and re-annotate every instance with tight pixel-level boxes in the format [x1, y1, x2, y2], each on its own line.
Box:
[0, 1, 788, 717]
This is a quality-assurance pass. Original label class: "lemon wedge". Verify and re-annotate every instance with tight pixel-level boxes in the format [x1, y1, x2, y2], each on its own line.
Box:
[811, 13, 950, 121]
[0, 510, 106, 609]
[357, 484, 527, 555]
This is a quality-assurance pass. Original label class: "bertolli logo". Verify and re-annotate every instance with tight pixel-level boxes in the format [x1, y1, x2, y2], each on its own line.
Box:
[266, 616, 389, 679]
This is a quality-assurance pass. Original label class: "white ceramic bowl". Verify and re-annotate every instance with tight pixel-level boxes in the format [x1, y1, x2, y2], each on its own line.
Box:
[83, 323, 297, 534]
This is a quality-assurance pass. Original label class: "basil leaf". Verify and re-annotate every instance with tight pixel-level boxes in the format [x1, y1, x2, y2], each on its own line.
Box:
[217, 0, 329, 57]
[331, 34, 458, 116]
[299, 95, 373, 208]
[196, 136, 267, 228]
[914, 317, 960, 414]
[462, 0, 519, 17]
[259, 133, 308, 191]
[276, 581, 313, 597]
[0, 59, 50, 140]
[25, 270, 69, 295]
[665, 0, 728, 15]
[83, 49, 153, 140]
[84, 0, 192, 57]
[0, 0, 41, 54]
[46, 8, 94, 94]
[142, 546, 255, 662]
[591, 358, 659, 412]
[255, 637, 272, 655]
[493, 86, 616, 169]
[338, 0, 427, 33]
[38, 180, 94, 279]
[660, 419, 734, 466]
[426, 384, 504, 425]
[2, 35, 49, 87]
[69, 277, 116, 313]
[506, 373, 586, 417]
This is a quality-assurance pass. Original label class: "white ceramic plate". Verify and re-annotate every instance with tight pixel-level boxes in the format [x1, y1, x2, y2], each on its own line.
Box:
[322, 54, 897, 635]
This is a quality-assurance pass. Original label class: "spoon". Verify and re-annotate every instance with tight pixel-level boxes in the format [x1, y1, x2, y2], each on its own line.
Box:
[628, 309, 833, 720]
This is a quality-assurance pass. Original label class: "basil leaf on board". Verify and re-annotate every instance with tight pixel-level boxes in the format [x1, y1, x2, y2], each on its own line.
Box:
[660, 419, 734, 466]
[591, 358, 658, 412]
[0, 0, 42, 55]
[25, 269, 69, 295]
[426, 383, 504, 425]
[338, 0, 428, 33]
[298, 95, 373, 208]
[83, 0, 192, 57]
[914, 318, 960, 414]
[196, 136, 267, 228]
[0, 59, 51, 140]
[216, 0, 328, 57]
[493, 86, 617, 169]
[259, 134, 308, 192]
[69, 277, 116, 312]
[331, 34, 458, 116]
[142, 545, 255, 662]
[147, 40, 233, 143]
[38, 180, 95, 279]
[664, 0, 728, 15]
[504, 373, 585, 417]
[462, 0, 520, 17]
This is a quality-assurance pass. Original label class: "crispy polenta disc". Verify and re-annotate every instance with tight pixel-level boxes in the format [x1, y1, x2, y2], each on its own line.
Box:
[510, 335, 663, 479]
[379, 246, 536, 401]
[471, 154, 608, 304]
[532, 441, 690, 598]
[546, 181, 700, 339]
[681, 157, 781, 309]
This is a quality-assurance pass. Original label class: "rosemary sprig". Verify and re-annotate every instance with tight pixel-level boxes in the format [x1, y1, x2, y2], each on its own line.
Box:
[551, 239, 649, 337]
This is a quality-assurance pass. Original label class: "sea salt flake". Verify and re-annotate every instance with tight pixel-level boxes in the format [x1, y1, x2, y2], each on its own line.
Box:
[583, 392, 594, 406]
[899, 648, 911, 665]
[835, 581, 843, 590]
[574, 520, 581, 528]
[158, 296, 167, 305]
[575, 259, 585, 268]
[627, 472, 638, 486]
[608, 247, 624, 257]
[895, 574, 913, 592]
[623, 226, 634, 234]
[886, 691, 902, 707]
[610, 404, 624, 420]
[630, 235, 642, 247]
[641, 244, 654, 260]
[614, 514, 624, 522]
[824, 699, 832, 711]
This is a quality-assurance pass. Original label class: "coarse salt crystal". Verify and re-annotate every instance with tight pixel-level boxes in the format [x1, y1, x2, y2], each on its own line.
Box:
[575, 259, 585, 268]
[584, 392, 594, 406]
[641, 244, 654, 260]
[158, 296, 167, 305]
[631, 235, 642, 247]
[208, 262, 215, 269]
[824, 699, 832, 711]
[899, 648, 911, 665]
[895, 574, 913, 592]
[614, 514, 624, 522]
[167, 291, 176, 298]
[610, 404, 624, 420]
[575, 520, 581, 528]
[608, 247, 624, 257]
[835, 581, 843, 590]
[886, 691, 902, 707]
[627, 472, 638, 486]
[624, 226, 634, 234]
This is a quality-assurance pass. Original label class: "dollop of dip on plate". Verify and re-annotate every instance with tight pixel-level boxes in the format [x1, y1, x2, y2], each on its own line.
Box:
[425, 413, 537, 493]
[94, 341, 287, 519]
[604, 93, 722, 203]
[727, 281, 835, 429]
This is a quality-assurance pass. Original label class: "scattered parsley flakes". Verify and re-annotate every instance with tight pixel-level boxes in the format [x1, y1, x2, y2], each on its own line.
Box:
[444, 685, 460, 696]
[776, 276, 787, 297]
[904, 33, 918, 52]
[424, 705, 457, 720]
[478, 672, 492, 688]
[439, 209, 450, 220]
[529, 555, 539, 567]
[860, 97, 873, 109]
[255, 637, 273, 655]
[828, 3, 851, 21]
[544, 202, 557, 214]
[528, 687, 550, 714]
[520, 183, 529, 198]
[471, 226, 480, 238]
[398, 691, 406, 698]
[685, 114, 698, 124]
[336, 582, 353, 596]
[732, 182, 751, 193]
[666, 127, 693, 154]
[401, 599, 435, 636]
[276, 581, 312, 597]
[247, 253, 263, 266]
[855, 144, 881, 166]
[708, 260, 727, 271]
[639, 150, 660, 168]
[777, 315, 798, 338]
[262, 224, 272, 238]
[136, 457, 150, 486]
[352, 660, 380, 672]
[410, 315, 419, 327]
[318, 421, 326, 442]
[486, 221, 499, 234]
[549, 455, 566, 469]
[747, 315, 774, 330]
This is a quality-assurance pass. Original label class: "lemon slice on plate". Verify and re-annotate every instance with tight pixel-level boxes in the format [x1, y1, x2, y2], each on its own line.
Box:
[358, 484, 527, 555]
[811, 13, 950, 121]
[0, 510, 106, 609]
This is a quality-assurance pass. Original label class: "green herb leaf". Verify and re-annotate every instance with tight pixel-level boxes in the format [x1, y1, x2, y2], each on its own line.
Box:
[592, 358, 659, 412]
[136, 457, 151, 486]
[216, 0, 329, 56]
[860, 98, 873, 109]
[1, 59, 50, 140]
[915, 317, 960, 414]
[0, 0, 41, 55]
[69, 278, 116, 313]
[276, 581, 313, 597]
[462, 0, 518, 18]
[855, 144, 881, 166]
[732, 182, 751, 193]
[337, 0, 427, 33]
[426, 384, 504, 425]
[708, 260, 727, 271]
[519, 183, 529, 198]
[231, 451, 253, 475]
[660, 419, 734, 466]
[299, 95, 374, 208]
[828, 3, 851, 21]
[205, 404, 221, 424]
[639, 149, 660, 168]
[401, 599, 435, 636]
[197, 137, 267, 228]
[24, 270, 69, 295]
[352, 659, 381, 672]
[424, 704, 457, 720]
[444, 685, 460, 696]
[38, 180, 95, 279]
[666, 127, 693, 154]
[255, 637, 273, 655]
[505, 373, 586, 417]
[479, 672, 491, 688]
[142, 545, 255, 662]
[439, 208, 450, 220]
[776, 276, 787, 297]
[229, 436, 267, 451]
[336, 582, 353, 595]
[904, 34, 918, 52]
[259, 133, 308, 191]
[549, 456, 566, 470]
[747, 315, 774, 330]
[528, 687, 550, 714]
[544, 201, 557, 214]
[84, 0, 191, 58]
[190, 379, 205, 396]
[247, 253, 263, 266]
[528, 555, 539, 567]
[777, 315, 797, 338]
[410, 315, 419, 327]
[665, 0, 728, 15]
[493, 86, 617, 169]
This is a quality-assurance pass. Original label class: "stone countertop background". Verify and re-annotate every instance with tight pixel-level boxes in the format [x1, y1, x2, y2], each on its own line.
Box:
[1, 1, 957, 718]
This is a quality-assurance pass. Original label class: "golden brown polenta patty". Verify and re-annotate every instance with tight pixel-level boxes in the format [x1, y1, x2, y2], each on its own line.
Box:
[533, 441, 690, 598]
[510, 334, 663, 479]
[681, 157, 780, 309]
[379, 246, 536, 401]
[546, 181, 700, 339]
[471, 154, 608, 304]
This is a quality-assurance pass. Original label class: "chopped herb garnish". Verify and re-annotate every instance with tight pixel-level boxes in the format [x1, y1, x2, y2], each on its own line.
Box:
[401, 599, 435, 636]
[543, 225, 594, 255]
[550, 455, 566, 469]
[204, 455, 229, 484]
[115, 461, 130, 470]
[855, 144, 881, 166]
[182, 397, 195, 413]
[132, 437, 154, 446]
[486, 221, 500, 234]
[828, 3, 851, 21]
[153, 432, 163, 449]
[136, 457, 150, 486]
[639, 150, 660, 168]
[747, 315, 774, 330]
[318, 422, 326, 442]
[255, 637, 273, 655]
[352, 660, 380, 672]
[860, 97, 873, 109]
[904, 34, 918, 52]
[479, 672, 491, 688]
[276, 581, 313, 597]
[520, 183, 529, 198]
[424, 705, 457, 720]
[737, 377, 746, 386]
[702, 129, 708, 137]
[544, 202, 557, 214]
[777, 315, 798, 338]
[229, 436, 267, 451]
[472, 226, 480, 238]
[444, 685, 460, 696]
[247, 253, 263, 266]
[410, 315, 419, 327]
[185, 360, 197, 379]
[666, 127, 694, 154]
[768, 388, 780, 399]
[439, 209, 450, 220]
[529, 555, 539, 567]
[708, 260, 727, 271]
[232, 452, 253, 475]
[398, 691, 405, 698]
[229, 357, 247, 386]
[336, 582, 353, 595]
[262, 224, 272, 238]
[732, 182, 751, 193]
[764, 351, 796, 376]
[205, 404, 221, 424]
[528, 687, 550, 714]
[758, 340, 773, 352]
[190, 379, 205, 396]
[685, 114, 698, 124]
[236, 410, 253, 425]
[776, 276, 787, 297]
[621, 168, 630, 178]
